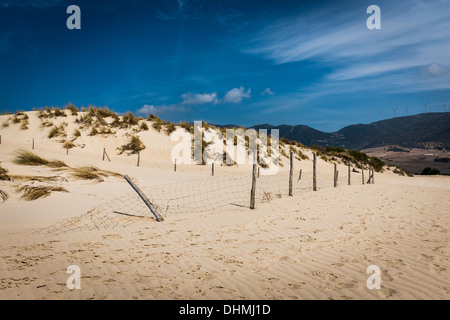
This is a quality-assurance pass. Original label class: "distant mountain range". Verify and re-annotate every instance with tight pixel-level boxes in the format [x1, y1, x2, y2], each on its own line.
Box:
[250, 112, 450, 150]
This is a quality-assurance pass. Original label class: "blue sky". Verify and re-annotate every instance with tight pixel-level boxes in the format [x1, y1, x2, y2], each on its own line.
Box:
[0, 0, 449, 132]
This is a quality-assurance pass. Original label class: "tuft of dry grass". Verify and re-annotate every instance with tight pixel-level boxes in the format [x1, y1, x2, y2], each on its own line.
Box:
[71, 166, 121, 182]
[139, 121, 149, 131]
[65, 104, 79, 115]
[0, 190, 8, 202]
[10, 175, 68, 183]
[73, 128, 81, 138]
[48, 124, 67, 139]
[18, 185, 68, 201]
[14, 150, 68, 168]
[63, 141, 75, 150]
[165, 122, 176, 135]
[118, 135, 145, 154]
[0, 165, 11, 181]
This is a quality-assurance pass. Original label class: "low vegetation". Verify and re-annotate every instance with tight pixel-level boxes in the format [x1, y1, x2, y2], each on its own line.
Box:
[63, 141, 75, 150]
[118, 135, 146, 154]
[48, 124, 67, 139]
[14, 150, 68, 168]
[307, 145, 386, 172]
[0, 165, 11, 181]
[18, 185, 68, 201]
[65, 104, 79, 115]
[71, 166, 116, 182]
[73, 128, 81, 138]
[0, 190, 8, 202]
[2, 112, 29, 130]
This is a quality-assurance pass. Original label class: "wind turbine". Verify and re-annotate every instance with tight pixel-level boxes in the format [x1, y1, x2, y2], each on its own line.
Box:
[443, 102, 447, 112]
[405, 105, 408, 116]
[367, 116, 370, 123]
[379, 111, 383, 120]
[393, 107, 398, 117]
[423, 102, 429, 113]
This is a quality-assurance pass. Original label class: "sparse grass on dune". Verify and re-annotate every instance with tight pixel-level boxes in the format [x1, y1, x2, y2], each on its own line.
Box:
[71, 166, 122, 182]
[12, 150, 121, 184]
[0, 165, 11, 181]
[118, 135, 145, 154]
[14, 150, 68, 168]
[10, 175, 68, 183]
[0, 190, 8, 202]
[18, 185, 68, 201]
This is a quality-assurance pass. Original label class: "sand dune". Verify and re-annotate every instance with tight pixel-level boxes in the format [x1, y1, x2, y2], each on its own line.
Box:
[0, 110, 449, 300]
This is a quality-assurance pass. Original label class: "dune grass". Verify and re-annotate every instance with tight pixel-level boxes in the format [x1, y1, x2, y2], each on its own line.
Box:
[10, 175, 68, 183]
[14, 150, 68, 168]
[18, 185, 68, 201]
[118, 135, 145, 154]
[0, 190, 8, 202]
[71, 166, 122, 182]
[0, 165, 11, 181]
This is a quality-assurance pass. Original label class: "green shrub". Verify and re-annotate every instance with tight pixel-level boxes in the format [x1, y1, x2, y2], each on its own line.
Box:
[326, 146, 345, 153]
[369, 156, 385, 172]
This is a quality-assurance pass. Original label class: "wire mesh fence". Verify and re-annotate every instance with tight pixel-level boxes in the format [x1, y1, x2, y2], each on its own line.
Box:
[34, 161, 373, 236]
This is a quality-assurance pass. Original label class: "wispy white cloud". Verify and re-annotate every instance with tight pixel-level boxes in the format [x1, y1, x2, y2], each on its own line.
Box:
[139, 86, 254, 116]
[137, 104, 186, 116]
[181, 92, 218, 105]
[224, 86, 251, 103]
[248, 0, 450, 92]
[261, 88, 275, 96]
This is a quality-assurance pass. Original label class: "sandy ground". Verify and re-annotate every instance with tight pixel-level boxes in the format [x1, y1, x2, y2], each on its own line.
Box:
[0, 112, 449, 300]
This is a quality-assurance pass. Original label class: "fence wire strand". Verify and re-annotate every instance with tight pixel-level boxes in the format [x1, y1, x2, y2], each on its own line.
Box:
[34, 163, 371, 236]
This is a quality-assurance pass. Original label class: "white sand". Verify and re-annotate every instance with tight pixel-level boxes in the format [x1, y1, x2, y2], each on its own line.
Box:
[0, 111, 449, 299]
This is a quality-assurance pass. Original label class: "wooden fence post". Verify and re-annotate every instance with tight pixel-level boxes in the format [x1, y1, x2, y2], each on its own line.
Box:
[102, 148, 111, 162]
[298, 169, 302, 182]
[361, 164, 365, 185]
[124, 175, 164, 222]
[174, 158, 177, 172]
[289, 151, 293, 196]
[137, 151, 140, 167]
[250, 163, 257, 209]
[372, 168, 375, 184]
[334, 163, 337, 187]
[258, 166, 260, 178]
[32, 138, 34, 150]
[212, 162, 214, 176]
[313, 153, 317, 191]
[0, 135, 2, 145]
[348, 161, 351, 185]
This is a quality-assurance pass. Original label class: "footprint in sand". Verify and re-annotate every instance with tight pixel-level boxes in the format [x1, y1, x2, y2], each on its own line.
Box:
[102, 234, 122, 240]
[429, 264, 446, 274]
[336, 280, 357, 289]
[378, 288, 396, 299]
[382, 270, 394, 282]
[311, 270, 340, 281]
[416, 254, 434, 262]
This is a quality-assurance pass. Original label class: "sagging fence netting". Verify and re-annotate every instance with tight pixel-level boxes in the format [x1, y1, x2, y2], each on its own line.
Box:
[34, 165, 370, 236]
